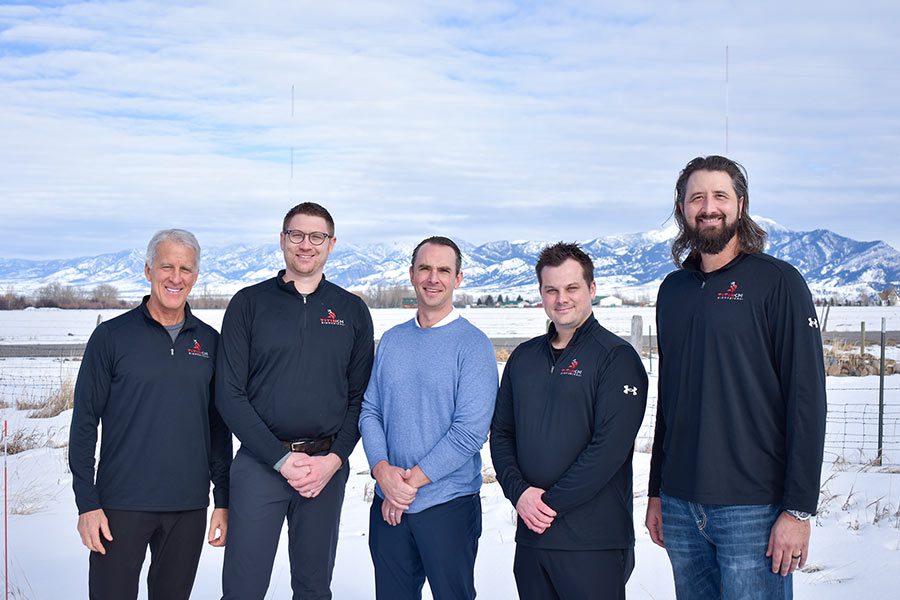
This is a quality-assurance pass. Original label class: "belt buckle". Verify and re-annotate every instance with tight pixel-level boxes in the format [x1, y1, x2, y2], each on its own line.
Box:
[290, 440, 309, 453]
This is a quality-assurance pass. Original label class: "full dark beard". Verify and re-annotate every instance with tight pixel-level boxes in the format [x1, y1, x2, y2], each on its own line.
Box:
[686, 219, 739, 255]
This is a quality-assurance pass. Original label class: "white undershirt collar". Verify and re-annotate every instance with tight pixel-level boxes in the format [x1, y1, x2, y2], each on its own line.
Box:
[415, 307, 460, 329]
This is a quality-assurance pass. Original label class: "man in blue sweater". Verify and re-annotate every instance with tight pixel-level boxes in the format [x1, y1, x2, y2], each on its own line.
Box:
[359, 236, 498, 600]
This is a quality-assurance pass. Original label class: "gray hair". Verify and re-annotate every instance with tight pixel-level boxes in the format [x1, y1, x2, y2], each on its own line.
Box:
[146, 229, 201, 269]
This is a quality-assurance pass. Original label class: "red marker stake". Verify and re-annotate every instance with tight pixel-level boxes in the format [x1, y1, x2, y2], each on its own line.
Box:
[3, 419, 7, 600]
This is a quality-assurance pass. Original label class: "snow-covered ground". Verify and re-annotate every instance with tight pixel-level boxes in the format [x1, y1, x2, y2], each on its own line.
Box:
[2, 355, 898, 598]
[1, 306, 898, 344]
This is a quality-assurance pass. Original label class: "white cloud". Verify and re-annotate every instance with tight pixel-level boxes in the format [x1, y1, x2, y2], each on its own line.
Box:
[1, 0, 898, 259]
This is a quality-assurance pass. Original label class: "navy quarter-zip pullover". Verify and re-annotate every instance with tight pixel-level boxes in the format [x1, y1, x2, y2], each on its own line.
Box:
[215, 272, 375, 468]
[649, 252, 827, 514]
[69, 298, 232, 514]
[491, 315, 648, 550]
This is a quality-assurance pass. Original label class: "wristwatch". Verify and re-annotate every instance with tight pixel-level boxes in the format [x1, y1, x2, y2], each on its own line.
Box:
[785, 509, 812, 521]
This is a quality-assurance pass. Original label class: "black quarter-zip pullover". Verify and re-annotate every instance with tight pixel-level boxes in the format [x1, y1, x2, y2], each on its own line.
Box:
[491, 315, 648, 550]
[649, 252, 827, 514]
[215, 272, 375, 468]
[69, 298, 232, 514]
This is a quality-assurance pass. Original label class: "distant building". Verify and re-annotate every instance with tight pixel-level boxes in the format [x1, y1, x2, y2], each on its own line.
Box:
[878, 287, 899, 306]
[401, 296, 417, 309]
[595, 295, 623, 307]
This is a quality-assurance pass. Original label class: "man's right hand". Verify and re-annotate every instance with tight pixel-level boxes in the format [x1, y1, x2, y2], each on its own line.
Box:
[372, 460, 417, 510]
[515, 487, 556, 534]
[279, 453, 312, 489]
[77, 508, 113, 555]
[645, 496, 665, 547]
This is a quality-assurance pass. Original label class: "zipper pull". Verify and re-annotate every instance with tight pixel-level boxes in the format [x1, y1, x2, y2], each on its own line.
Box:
[171, 348, 174, 356]
[550, 365, 554, 373]
[701, 281, 706, 289]
[302, 294, 307, 304]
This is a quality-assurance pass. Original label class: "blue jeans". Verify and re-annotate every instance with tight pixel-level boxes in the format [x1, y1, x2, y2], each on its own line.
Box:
[660, 493, 792, 600]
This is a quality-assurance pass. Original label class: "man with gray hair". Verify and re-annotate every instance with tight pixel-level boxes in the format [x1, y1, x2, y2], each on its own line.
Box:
[69, 229, 232, 600]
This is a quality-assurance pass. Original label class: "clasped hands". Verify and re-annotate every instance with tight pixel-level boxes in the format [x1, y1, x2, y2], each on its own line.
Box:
[372, 460, 429, 526]
[279, 452, 342, 499]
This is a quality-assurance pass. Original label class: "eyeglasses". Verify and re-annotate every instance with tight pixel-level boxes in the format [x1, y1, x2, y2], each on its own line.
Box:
[283, 230, 331, 245]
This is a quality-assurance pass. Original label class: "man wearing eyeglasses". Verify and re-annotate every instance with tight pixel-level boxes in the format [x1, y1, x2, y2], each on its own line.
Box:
[216, 202, 375, 599]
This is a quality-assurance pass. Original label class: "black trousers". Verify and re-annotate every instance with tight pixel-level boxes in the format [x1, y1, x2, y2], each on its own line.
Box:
[222, 447, 349, 600]
[88, 508, 206, 600]
[513, 545, 635, 600]
[369, 493, 482, 600]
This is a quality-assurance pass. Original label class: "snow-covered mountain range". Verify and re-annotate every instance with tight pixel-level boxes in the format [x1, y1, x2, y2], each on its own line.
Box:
[1, 218, 897, 301]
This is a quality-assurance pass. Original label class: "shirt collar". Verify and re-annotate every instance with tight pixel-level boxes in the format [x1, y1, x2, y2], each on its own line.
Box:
[415, 307, 460, 329]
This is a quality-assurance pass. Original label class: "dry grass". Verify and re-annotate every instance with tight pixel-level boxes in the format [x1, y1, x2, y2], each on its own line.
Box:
[1, 428, 44, 455]
[28, 378, 74, 418]
[481, 466, 497, 484]
[495, 348, 511, 362]
[8, 475, 59, 516]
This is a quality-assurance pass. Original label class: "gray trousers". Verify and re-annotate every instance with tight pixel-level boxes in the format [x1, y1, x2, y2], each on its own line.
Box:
[221, 447, 349, 600]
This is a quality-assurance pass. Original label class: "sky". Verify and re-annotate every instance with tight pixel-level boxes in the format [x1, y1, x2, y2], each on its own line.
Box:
[1, 1, 899, 260]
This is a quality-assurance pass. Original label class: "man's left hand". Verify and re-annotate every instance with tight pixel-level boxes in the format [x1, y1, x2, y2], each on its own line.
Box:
[207, 508, 228, 547]
[766, 511, 811, 576]
[382, 498, 405, 527]
[288, 453, 342, 499]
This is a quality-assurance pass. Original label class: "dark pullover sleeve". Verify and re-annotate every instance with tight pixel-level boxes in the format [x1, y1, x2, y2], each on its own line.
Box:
[769, 266, 827, 514]
[490, 353, 530, 508]
[215, 291, 286, 468]
[542, 345, 648, 514]
[208, 375, 233, 508]
[68, 325, 113, 514]
[648, 308, 665, 498]
[329, 300, 374, 463]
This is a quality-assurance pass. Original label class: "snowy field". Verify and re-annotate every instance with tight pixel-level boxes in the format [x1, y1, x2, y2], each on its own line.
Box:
[1, 307, 899, 598]
[0, 305, 898, 344]
[2, 361, 899, 598]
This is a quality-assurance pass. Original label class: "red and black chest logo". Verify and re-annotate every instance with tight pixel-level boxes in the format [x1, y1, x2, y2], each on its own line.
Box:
[560, 358, 583, 377]
[320, 308, 346, 326]
[716, 281, 744, 302]
[187, 338, 210, 358]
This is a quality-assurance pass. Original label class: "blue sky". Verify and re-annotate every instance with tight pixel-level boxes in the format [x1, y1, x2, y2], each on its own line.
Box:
[2, 1, 898, 259]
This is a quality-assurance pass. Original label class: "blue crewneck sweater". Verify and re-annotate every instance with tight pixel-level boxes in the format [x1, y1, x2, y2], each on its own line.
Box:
[359, 316, 498, 513]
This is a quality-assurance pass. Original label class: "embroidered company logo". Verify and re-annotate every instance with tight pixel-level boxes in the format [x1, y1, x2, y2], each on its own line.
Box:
[560, 358, 582, 377]
[623, 385, 638, 396]
[187, 339, 210, 358]
[808, 317, 819, 328]
[716, 281, 744, 302]
[320, 308, 345, 326]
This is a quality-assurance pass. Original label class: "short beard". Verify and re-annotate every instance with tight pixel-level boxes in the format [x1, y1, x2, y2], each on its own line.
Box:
[686, 219, 739, 255]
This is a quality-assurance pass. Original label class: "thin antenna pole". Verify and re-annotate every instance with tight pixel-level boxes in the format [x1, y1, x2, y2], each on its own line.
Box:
[725, 45, 730, 155]
[291, 84, 294, 180]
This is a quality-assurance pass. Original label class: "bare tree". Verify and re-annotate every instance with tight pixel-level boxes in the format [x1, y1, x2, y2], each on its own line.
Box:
[90, 284, 121, 307]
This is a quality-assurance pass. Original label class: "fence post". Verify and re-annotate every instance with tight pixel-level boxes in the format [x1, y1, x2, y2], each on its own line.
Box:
[648, 325, 654, 374]
[630, 316, 643, 355]
[860, 321, 866, 358]
[876, 317, 886, 466]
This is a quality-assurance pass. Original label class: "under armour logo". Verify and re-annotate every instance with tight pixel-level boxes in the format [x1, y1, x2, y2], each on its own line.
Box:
[808, 318, 819, 328]
[623, 385, 638, 395]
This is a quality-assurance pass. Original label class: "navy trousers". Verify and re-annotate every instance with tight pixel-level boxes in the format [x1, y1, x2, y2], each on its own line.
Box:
[222, 447, 349, 600]
[513, 545, 635, 600]
[88, 508, 206, 600]
[369, 493, 482, 600]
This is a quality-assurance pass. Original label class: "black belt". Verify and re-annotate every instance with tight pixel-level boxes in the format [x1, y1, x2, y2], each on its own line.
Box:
[280, 436, 334, 454]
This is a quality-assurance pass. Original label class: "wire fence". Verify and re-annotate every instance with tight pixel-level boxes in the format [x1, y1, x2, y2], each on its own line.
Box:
[1, 352, 899, 465]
